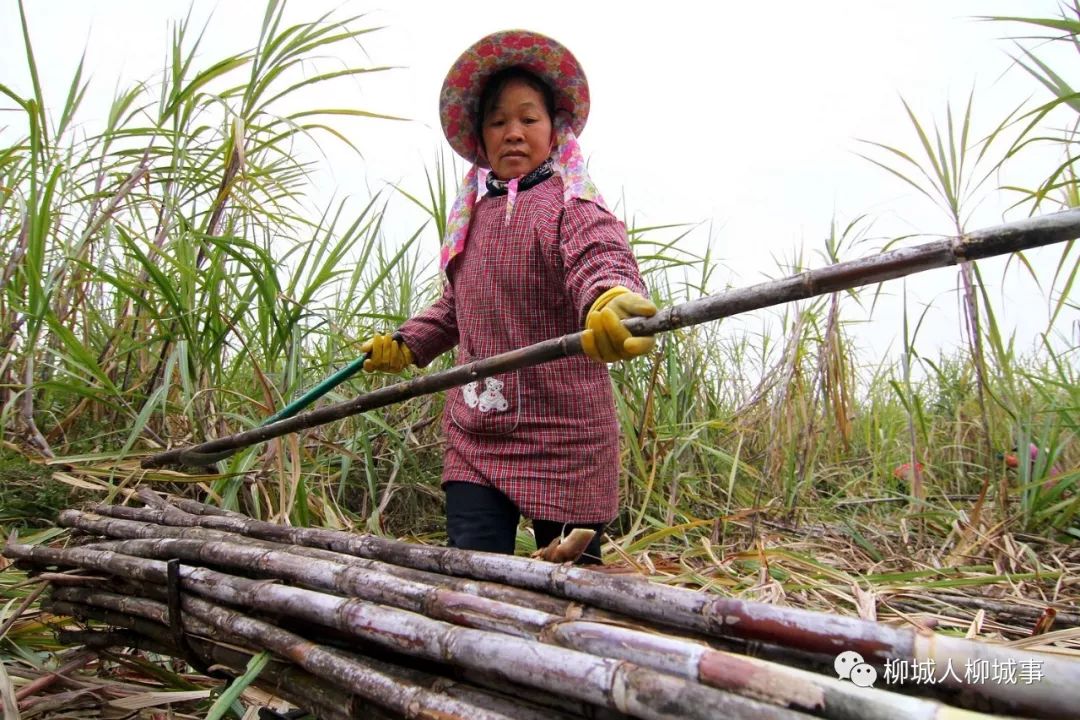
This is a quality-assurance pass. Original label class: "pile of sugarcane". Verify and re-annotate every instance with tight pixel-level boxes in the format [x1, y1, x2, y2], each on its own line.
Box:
[5, 491, 1079, 720]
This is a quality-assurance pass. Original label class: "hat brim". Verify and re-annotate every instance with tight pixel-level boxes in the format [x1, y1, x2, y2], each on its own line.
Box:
[439, 30, 589, 166]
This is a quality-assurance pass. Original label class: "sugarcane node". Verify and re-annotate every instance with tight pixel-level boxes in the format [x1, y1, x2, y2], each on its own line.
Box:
[548, 562, 573, 595]
[534, 616, 574, 646]
[419, 586, 445, 620]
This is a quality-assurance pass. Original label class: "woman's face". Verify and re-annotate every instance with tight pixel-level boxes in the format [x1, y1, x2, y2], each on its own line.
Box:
[481, 78, 554, 180]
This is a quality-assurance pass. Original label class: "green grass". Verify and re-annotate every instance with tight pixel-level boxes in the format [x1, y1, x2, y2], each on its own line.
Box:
[0, 0, 1075, 538]
[0, 448, 77, 528]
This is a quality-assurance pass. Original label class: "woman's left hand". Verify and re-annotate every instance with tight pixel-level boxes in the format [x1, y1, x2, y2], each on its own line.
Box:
[582, 286, 658, 363]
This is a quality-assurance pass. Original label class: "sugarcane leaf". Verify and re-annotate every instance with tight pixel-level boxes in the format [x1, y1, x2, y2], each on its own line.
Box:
[254, 66, 398, 115]
[1010, 47, 1080, 111]
[0, 81, 29, 110]
[0, 659, 20, 720]
[625, 519, 715, 552]
[287, 108, 409, 123]
[985, 15, 1080, 34]
[203, 651, 270, 720]
[855, 147, 941, 208]
[1048, 240, 1078, 327]
[113, 384, 168, 472]
[109, 690, 212, 711]
[843, 522, 884, 563]
[43, 312, 118, 395]
[162, 54, 252, 121]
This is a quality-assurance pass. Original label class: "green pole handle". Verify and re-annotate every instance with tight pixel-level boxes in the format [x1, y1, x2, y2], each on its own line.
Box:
[180, 336, 394, 467]
[266, 331, 410, 425]
[262, 354, 368, 425]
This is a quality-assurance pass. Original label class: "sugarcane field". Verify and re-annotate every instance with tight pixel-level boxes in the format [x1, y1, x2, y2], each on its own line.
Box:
[3, 1, 1080, 719]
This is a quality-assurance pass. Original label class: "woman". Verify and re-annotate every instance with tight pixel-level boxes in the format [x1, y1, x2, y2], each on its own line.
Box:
[361, 30, 657, 564]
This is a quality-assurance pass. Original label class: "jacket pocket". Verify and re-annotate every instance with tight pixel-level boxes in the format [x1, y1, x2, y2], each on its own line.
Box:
[449, 370, 521, 436]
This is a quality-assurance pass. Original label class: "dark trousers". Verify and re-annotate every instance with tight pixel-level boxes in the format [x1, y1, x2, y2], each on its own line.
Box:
[444, 481, 606, 565]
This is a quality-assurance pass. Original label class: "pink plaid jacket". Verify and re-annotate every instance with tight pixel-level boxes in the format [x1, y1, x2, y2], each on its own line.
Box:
[397, 175, 647, 523]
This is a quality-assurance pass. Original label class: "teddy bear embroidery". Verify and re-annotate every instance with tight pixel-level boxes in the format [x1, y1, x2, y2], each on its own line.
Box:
[462, 378, 509, 413]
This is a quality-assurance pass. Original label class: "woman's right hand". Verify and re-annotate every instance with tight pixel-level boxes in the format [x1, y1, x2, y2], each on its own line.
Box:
[360, 334, 414, 373]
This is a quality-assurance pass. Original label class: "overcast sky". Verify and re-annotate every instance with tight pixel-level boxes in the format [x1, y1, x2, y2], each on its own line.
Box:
[2, 1, 1076, 364]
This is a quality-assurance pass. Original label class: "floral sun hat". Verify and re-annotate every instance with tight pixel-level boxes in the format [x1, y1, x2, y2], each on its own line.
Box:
[438, 31, 607, 272]
[439, 29, 590, 166]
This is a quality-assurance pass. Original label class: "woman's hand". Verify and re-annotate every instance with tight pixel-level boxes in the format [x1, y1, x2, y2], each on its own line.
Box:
[582, 286, 658, 363]
[360, 334, 414, 373]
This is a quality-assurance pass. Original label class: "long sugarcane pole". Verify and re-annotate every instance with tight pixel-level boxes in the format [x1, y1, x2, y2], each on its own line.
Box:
[143, 208, 1080, 468]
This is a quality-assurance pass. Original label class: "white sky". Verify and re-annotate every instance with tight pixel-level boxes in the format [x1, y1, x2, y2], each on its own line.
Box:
[3, 0, 1077, 366]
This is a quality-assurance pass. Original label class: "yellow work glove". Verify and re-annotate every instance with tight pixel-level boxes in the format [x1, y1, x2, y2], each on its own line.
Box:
[581, 286, 658, 363]
[360, 334, 414, 373]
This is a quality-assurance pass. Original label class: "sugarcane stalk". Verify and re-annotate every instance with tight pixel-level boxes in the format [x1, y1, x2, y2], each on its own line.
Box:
[58, 629, 174, 655]
[75, 533, 824, 713]
[170, 497, 252, 519]
[182, 572, 812, 720]
[349, 660, 600, 720]
[68, 506, 828, 654]
[58, 628, 364, 720]
[890, 593, 1080, 629]
[87, 499, 849, 668]
[13, 650, 96, 704]
[49, 601, 398, 720]
[49, 590, 197, 637]
[52, 590, 578, 720]
[64, 511, 995, 720]
[452, 667, 632, 720]
[89, 534, 558, 638]
[80, 505, 592, 619]
[7, 539, 810, 720]
[41, 586, 518, 720]
[50, 587, 590, 720]
[79, 500, 838, 683]
[82, 504, 794, 663]
[83, 500, 587, 613]
[58, 532, 785, 707]
[84, 499, 1080, 719]
[143, 208, 1080, 468]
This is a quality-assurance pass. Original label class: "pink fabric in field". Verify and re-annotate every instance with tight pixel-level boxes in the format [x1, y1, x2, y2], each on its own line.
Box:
[399, 175, 645, 523]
